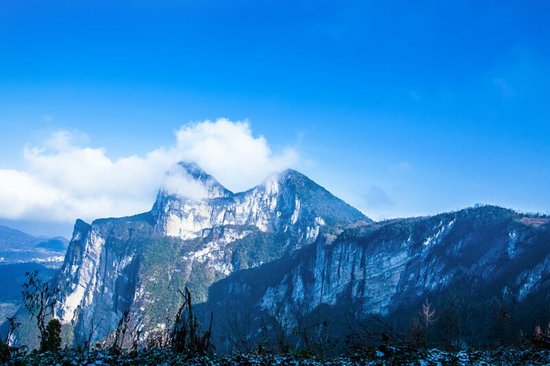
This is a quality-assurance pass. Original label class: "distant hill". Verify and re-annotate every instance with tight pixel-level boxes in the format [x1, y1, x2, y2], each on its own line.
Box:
[0, 225, 68, 323]
[0, 224, 68, 266]
[0, 225, 37, 249]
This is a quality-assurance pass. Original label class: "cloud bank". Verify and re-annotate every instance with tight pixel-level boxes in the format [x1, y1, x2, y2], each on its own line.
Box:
[0, 119, 299, 223]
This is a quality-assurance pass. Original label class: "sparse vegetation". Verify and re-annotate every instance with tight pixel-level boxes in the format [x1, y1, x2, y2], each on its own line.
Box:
[0, 340, 10, 363]
[21, 270, 59, 352]
[110, 310, 130, 355]
[421, 298, 437, 344]
[171, 287, 213, 355]
[4, 344, 550, 365]
[41, 318, 62, 352]
[4, 274, 550, 365]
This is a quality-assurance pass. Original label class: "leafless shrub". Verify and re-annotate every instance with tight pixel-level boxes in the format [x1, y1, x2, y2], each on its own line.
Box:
[21, 270, 59, 351]
[171, 287, 213, 355]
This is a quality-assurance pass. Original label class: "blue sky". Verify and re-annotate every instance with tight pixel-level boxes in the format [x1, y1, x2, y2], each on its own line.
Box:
[0, 1, 549, 236]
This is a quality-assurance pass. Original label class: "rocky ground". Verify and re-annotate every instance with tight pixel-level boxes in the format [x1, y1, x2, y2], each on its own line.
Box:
[3, 346, 550, 366]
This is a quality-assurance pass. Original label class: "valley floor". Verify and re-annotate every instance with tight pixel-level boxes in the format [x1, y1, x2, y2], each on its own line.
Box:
[4, 346, 550, 366]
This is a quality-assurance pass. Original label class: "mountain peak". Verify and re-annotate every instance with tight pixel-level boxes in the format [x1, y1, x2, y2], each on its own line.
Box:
[257, 168, 370, 225]
[277, 168, 306, 181]
[261, 168, 311, 188]
[177, 161, 210, 181]
[159, 161, 232, 201]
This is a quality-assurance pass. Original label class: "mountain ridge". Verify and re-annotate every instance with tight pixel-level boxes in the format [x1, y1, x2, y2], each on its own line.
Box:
[203, 204, 550, 350]
[7, 165, 549, 352]
[22, 164, 367, 348]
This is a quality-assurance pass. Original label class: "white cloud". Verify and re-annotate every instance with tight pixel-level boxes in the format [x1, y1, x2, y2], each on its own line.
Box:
[160, 166, 211, 200]
[0, 119, 299, 223]
[174, 119, 298, 192]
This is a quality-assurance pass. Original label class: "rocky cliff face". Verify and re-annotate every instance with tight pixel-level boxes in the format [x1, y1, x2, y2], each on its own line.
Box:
[46, 163, 367, 346]
[205, 206, 550, 349]
[12, 164, 549, 350]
